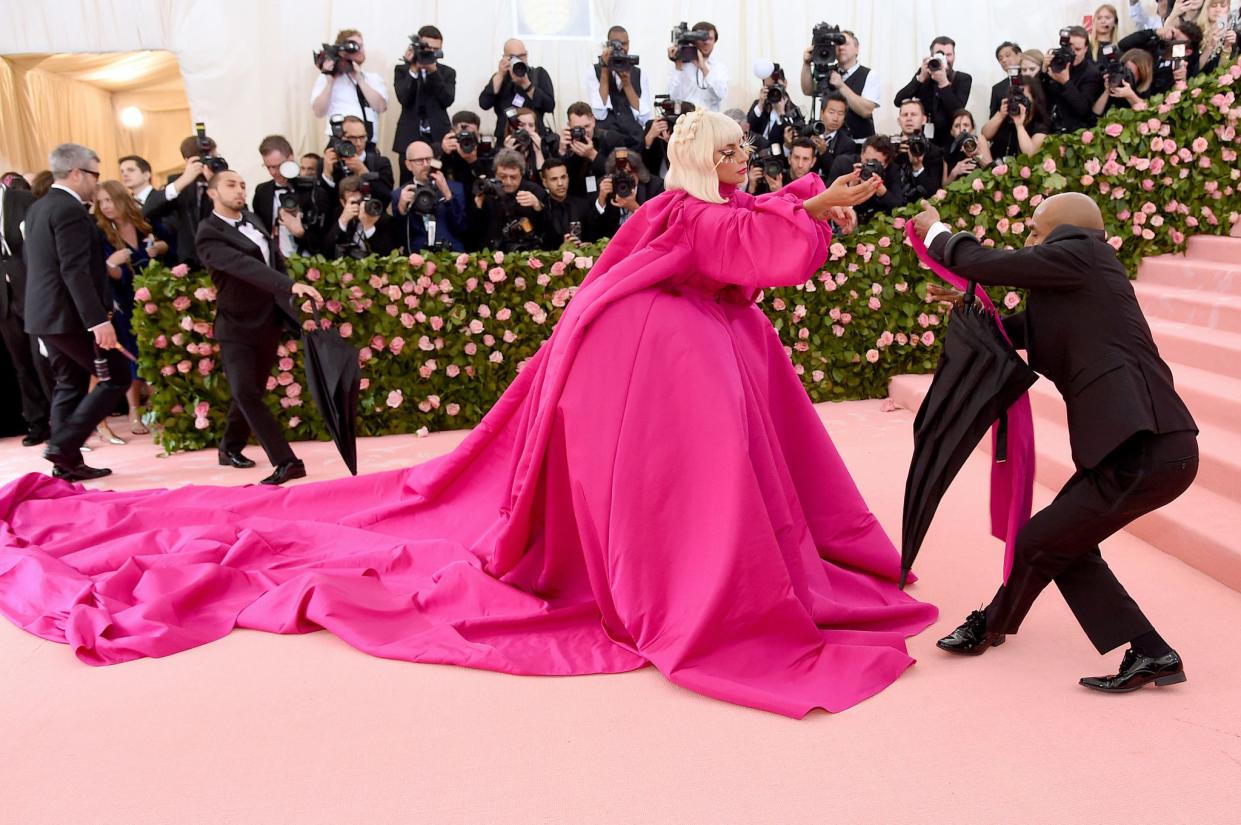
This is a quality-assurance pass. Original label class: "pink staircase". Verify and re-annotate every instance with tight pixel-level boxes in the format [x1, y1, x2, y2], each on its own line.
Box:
[889, 234, 1241, 593]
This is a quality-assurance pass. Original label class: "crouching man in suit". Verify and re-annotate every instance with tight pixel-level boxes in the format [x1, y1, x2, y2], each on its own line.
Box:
[910, 192, 1199, 693]
[196, 170, 322, 485]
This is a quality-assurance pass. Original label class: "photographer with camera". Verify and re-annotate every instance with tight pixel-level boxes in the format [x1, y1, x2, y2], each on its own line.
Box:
[989, 42, 1024, 117]
[642, 98, 700, 178]
[745, 143, 789, 195]
[503, 106, 551, 182]
[323, 174, 397, 260]
[393, 25, 456, 186]
[894, 36, 973, 149]
[540, 159, 596, 247]
[393, 141, 466, 254]
[586, 25, 652, 145]
[891, 98, 945, 202]
[1092, 47, 1156, 115]
[592, 147, 663, 237]
[143, 128, 230, 268]
[667, 21, 729, 112]
[826, 135, 906, 223]
[470, 149, 547, 252]
[479, 39, 556, 141]
[747, 61, 805, 144]
[800, 28, 880, 140]
[440, 111, 496, 185]
[1120, 15, 1204, 93]
[253, 135, 330, 258]
[944, 110, 994, 183]
[982, 69, 1051, 159]
[556, 101, 631, 199]
[795, 93, 855, 179]
[310, 29, 388, 142]
[1042, 26, 1104, 134]
[323, 115, 395, 210]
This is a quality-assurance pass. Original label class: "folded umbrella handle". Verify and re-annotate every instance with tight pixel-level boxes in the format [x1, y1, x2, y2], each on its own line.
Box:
[962, 280, 979, 310]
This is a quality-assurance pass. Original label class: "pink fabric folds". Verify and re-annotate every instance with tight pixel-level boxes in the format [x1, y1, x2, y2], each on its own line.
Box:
[0, 175, 937, 718]
[904, 222, 1035, 582]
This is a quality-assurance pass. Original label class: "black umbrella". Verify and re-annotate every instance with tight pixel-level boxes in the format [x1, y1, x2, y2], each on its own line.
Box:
[899, 283, 1038, 589]
[302, 303, 361, 475]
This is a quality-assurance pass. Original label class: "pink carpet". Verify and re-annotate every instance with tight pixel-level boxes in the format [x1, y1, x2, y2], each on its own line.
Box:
[2, 399, 1239, 824]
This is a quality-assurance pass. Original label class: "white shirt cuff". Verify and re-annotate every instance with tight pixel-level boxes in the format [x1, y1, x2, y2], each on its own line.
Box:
[165, 182, 179, 199]
[88, 320, 111, 333]
[925, 222, 951, 248]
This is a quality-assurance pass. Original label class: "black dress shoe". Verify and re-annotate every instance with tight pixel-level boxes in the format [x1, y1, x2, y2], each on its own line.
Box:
[260, 459, 306, 485]
[51, 463, 113, 481]
[22, 429, 50, 447]
[936, 609, 1007, 655]
[218, 450, 257, 469]
[1079, 649, 1186, 693]
[43, 444, 83, 471]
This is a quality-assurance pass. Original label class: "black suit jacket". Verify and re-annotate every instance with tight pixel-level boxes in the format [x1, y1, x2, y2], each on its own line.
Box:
[478, 67, 556, 139]
[393, 62, 457, 154]
[195, 212, 297, 343]
[1, 185, 36, 318]
[22, 188, 110, 335]
[144, 175, 213, 267]
[929, 224, 1197, 469]
[989, 78, 1009, 118]
[252, 179, 332, 256]
[328, 148, 395, 210]
[542, 194, 596, 246]
[893, 71, 973, 148]
[1045, 59, 1103, 133]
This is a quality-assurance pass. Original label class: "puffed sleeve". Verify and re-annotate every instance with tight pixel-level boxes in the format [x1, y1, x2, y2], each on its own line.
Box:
[689, 174, 831, 288]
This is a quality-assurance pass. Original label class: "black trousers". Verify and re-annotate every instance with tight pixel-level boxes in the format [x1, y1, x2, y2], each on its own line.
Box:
[218, 325, 296, 466]
[986, 430, 1199, 654]
[0, 309, 51, 432]
[40, 332, 131, 461]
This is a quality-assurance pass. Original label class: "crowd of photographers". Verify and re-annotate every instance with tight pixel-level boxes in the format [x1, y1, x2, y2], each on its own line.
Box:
[8, 2, 1239, 268]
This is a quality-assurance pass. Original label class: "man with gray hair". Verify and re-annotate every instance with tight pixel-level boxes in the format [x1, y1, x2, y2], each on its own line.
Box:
[23, 143, 128, 481]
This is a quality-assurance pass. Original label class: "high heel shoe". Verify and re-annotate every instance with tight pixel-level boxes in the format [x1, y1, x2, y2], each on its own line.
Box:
[129, 410, 150, 435]
[96, 423, 127, 446]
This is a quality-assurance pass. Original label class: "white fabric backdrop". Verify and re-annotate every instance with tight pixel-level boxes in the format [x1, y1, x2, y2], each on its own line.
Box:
[1, 0, 1170, 186]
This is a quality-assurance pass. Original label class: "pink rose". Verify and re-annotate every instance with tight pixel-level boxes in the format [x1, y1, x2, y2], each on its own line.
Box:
[408, 253, 425, 267]
[194, 417, 209, 430]
[446, 364, 460, 378]
[865, 349, 880, 363]
[286, 383, 301, 398]
[1084, 158, 1101, 176]
[153, 334, 168, 349]
[386, 390, 403, 408]
[464, 342, 478, 356]
[972, 178, 985, 192]
[160, 365, 175, 377]
[488, 351, 503, 363]
[370, 335, 386, 351]
[176, 359, 192, 374]
[1042, 158, 1056, 173]
[868, 296, 881, 311]
[496, 308, 512, 321]
[921, 331, 936, 346]
[968, 203, 983, 216]
[144, 302, 159, 314]
[1004, 292, 1021, 309]
[1081, 131, 1094, 145]
[1105, 123, 1124, 138]
[549, 261, 566, 276]
[992, 163, 1008, 176]
[1012, 186, 1029, 202]
[170, 264, 189, 278]
[1192, 136, 1209, 154]
[339, 322, 352, 338]
[134, 286, 152, 302]
[173, 296, 191, 311]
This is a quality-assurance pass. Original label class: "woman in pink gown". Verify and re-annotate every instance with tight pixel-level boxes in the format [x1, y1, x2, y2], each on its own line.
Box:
[0, 111, 937, 718]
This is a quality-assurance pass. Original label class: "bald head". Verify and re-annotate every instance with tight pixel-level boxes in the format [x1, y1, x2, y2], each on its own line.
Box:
[405, 140, 435, 182]
[1026, 192, 1104, 246]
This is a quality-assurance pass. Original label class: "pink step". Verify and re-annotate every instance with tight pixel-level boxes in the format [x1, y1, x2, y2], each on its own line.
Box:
[1185, 234, 1241, 265]
[1146, 318, 1241, 380]
[888, 373, 1241, 593]
[1134, 282, 1241, 333]
[1136, 256, 1241, 295]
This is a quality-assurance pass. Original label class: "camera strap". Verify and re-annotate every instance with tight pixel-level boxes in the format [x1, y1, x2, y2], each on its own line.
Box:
[352, 78, 375, 140]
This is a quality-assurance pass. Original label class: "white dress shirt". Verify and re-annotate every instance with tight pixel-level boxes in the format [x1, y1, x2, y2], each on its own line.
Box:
[216, 211, 271, 266]
[132, 183, 153, 205]
[267, 187, 298, 258]
[585, 64, 654, 125]
[668, 54, 730, 112]
[311, 69, 389, 136]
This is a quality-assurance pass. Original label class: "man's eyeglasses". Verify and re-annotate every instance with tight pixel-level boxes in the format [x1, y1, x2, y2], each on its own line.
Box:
[407, 157, 434, 165]
[77, 168, 101, 179]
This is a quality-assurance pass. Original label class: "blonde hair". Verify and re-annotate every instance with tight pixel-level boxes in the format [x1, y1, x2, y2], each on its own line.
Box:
[664, 110, 743, 204]
[1089, 5, 1125, 56]
[1198, 0, 1230, 58]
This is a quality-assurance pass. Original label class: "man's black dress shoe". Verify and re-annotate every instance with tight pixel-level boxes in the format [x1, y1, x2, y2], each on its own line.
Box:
[218, 450, 257, 469]
[1079, 649, 1186, 693]
[936, 609, 1007, 655]
[51, 463, 113, 481]
[261, 459, 306, 485]
[22, 429, 50, 447]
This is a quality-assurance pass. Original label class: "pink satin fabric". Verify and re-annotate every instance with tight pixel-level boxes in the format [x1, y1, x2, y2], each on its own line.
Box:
[905, 222, 1035, 582]
[0, 176, 937, 718]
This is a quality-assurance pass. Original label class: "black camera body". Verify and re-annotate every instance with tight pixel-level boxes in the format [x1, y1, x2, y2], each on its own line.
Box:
[455, 129, 479, 155]
[328, 115, 356, 176]
[411, 182, 439, 215]
[670, 22, 709, 63]
[797, 119, 827, 139]
[194, 122, 228, 173]
[473, 177, 504, 200]
[1006, 68, 1030, 117]
[751, 144, 788, 180]
[949, 131, 980, 157]
[510, 59, 530, 78]
[859, 158, 885, 181]
[358, 173, 384, 217]
[654, 95, 693, 133]
[315, 40, 360, 75]
[810, 23, 847, 93]
[894, 132, 929, 159]
[605, 40, 640, 72]
[1049, 28, 1076, 74]
[409, 37, 444, 66]
[569, 126, 588, 144]
[1100, 44, 1136, 89]
[927, 50, 950, 72]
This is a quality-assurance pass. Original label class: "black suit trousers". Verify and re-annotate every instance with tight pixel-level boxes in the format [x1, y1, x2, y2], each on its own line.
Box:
[985, 430, 1198, 653]
[218, 324, 296, 466]
[40, 332, 130, 458]
[0, 307, 51, 430]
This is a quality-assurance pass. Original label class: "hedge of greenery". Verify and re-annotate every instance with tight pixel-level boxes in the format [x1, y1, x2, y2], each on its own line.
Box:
[135, 59, 1241, 453]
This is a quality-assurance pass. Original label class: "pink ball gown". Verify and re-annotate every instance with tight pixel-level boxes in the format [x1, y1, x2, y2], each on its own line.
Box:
[0, 174, 937, 718]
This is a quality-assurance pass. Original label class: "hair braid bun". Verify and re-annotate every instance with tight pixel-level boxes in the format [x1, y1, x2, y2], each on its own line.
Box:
[671, 109, 707, 144]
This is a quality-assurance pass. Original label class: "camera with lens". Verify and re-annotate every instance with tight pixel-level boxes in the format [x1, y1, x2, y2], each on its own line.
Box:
[750, 144, 788, 180]
[927, 50, 950, 73]
[510, 58, 529, 78]
[604, 39, 640, 72]
[454, 129, 479, 155]
[810, 23, 847, 93]
[1099, 44, 1136, 89]
[796, 119, 828, 139]
[358, 172, 384, 217]
[410, 183, 439, 216]
[949, 131, 980, 157]
[501, 216, 539, 250]
[1049, 28, 1076, 73]
[408, 35, 443, 66]
[194, 122, 228, 173]
[314, 40, 360, 76]
[473, 176, 504, 200]
[328, 114, 357, 178]
[893, 132, 929, 159]
[609, 148, 636, 200]
[859, 158, 885, 181]
[670, 21, 710, 63]
[654, 95, 693, 132]
[1006, 67, 1029, 116]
